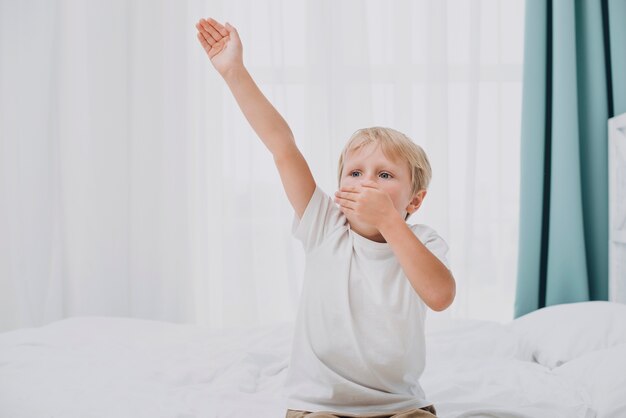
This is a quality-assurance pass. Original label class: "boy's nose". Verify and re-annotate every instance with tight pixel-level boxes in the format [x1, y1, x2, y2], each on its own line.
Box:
[360, 175, 378, 184]
[359, 176, 377, 186]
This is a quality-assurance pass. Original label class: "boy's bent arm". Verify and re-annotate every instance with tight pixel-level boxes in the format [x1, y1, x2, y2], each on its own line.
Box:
[196, 18, 315, 218]
[378, 214, 456, 312]
[333, 182, 454, 310]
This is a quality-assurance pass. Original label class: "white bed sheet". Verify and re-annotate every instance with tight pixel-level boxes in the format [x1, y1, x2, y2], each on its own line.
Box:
[1, 303, 624, 418]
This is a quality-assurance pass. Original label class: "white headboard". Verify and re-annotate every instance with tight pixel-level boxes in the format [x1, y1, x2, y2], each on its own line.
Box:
[609, 112, 626, 304]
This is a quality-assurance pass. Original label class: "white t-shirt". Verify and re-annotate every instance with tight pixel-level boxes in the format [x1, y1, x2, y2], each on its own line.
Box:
[282, 185, 451, 415]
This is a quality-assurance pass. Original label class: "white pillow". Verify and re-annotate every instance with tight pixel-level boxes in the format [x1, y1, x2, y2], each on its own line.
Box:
[509, 301, 626, 368]
[554, 343, 626, 418]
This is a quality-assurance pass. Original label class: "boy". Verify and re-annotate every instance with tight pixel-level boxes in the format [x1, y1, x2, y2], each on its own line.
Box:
[196, 17, 455, 418]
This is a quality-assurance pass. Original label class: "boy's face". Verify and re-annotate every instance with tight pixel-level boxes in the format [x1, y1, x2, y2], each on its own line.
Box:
[339, 142, 426, 232]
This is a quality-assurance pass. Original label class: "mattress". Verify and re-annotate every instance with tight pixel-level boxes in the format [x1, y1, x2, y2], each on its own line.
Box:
[1, 301, 625, 418]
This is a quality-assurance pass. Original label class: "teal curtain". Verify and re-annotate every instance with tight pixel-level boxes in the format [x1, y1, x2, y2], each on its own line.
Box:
[515, 0, 626, 318]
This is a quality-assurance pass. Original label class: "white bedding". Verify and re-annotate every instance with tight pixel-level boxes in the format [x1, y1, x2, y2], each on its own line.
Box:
[1, 301, 625, 418]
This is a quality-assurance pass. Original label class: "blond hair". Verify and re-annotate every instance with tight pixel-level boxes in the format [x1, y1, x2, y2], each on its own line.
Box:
[337, 127, 432, 213]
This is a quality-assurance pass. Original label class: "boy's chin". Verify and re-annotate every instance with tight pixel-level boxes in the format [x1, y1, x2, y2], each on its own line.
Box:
[343, 211, 407, 230]
[344, 216, 388, 242]
[344, 215, 377, 234]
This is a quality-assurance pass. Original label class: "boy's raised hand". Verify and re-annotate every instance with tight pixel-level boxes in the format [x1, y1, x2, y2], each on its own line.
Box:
[195, 18, 243, 77]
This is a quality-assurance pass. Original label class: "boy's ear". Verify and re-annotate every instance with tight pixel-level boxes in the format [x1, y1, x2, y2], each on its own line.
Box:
[406, 190, 427, 215]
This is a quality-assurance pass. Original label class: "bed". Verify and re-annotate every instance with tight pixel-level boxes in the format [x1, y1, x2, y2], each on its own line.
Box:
[1, 301, 625, 418]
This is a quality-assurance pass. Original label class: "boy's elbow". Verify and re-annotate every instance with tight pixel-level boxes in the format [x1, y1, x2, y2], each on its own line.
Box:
[428, 272, 456, 312]
[269, 134, 298, 160]
[430, 296, 453, 312]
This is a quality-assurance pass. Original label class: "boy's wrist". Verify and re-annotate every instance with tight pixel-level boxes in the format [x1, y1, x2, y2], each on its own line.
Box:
[377, 210, 406, 238]
[221, 64, 246, 83]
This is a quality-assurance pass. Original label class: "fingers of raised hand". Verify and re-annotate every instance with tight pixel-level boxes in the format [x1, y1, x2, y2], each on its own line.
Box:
[195, 23, 214, 47]
[206, 17, 229, 37]
[196, 31, 211, 50]
[198, 18, 227, 43]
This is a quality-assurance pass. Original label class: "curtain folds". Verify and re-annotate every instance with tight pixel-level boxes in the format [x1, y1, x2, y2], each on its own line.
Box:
[515, 0, 626, 317]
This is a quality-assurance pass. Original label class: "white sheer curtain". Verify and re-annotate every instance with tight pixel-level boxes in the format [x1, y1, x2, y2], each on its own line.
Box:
[0, 0, 524, 332]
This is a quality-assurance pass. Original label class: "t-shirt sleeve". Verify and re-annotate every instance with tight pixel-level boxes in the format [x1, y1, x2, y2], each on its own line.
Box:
[420, 228, 451, 271]
[292, 185, 346, 253]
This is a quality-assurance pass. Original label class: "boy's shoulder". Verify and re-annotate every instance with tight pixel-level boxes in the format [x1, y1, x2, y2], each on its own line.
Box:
[407, 222, 441, 240]
[408, 223, 450, 269]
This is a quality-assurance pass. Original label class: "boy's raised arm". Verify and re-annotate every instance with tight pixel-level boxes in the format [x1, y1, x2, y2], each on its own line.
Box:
[195, 17, 315, 219]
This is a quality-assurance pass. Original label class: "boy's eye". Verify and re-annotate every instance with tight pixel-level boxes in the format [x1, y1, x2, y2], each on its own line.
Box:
[348, 171, 392, 179]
